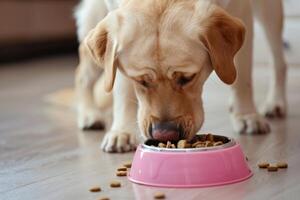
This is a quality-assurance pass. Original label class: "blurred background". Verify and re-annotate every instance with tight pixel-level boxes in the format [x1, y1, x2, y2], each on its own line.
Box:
[0, 0, 78, 63]
[0, 0, 299, 63]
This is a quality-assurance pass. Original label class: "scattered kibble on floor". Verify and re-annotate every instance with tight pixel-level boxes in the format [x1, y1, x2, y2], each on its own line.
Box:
[267, 165, 278, 172]
[116, 171, 127, 177]
[110, 181, 121, 188]
[258, 161, 288, 172]
[89, 187, 101, 192]
[154, 192, 166, 199]
[258, 162, 270, 168]
[98, 197, 110, 200]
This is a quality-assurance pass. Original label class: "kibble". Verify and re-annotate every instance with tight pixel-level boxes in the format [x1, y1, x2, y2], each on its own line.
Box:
[192, 141, 205, 148]
[205, 141, 213, 147]
[258, 162, 270, 168]
[154, 192, 166, 199]
[177, 140, 188, 148]
[213, 141, 223, 146]
[110, 181, 121, 188]
[150, 134, 226, 149]
[116, 171, 127, 177]
[117, 167, 127, 171]
[98, 198, 110, 200]
[206, 133, 214, 142]
[89, 187, 101, 192]
[166, 141, 173, 148]
[195, 144, 205, 148]
[158, 143, 166, 148]
[277, 162, 288, 168]
[123, 162, 132, 168]
[267, 165, 278, 172]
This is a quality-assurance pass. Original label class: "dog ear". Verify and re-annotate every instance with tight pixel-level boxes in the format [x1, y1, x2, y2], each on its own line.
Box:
[199, 6, 246, 84]
[84, 18, 118, 92]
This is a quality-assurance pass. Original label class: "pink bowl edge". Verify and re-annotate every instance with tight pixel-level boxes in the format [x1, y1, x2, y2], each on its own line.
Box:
[128, 171, 253, 188]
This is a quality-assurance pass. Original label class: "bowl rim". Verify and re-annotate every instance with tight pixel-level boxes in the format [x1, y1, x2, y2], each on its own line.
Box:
[142, 135, 236, 152]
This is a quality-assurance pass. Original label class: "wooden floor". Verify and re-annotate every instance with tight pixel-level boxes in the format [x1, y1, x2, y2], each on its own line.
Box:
[1, 4, 300, 200]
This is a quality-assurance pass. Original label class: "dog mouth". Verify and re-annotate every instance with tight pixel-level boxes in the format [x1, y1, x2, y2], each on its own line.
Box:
[148, 122, 185, 142]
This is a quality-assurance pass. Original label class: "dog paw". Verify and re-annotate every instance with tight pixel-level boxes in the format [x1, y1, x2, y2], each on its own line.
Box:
[77, 108, 105, 130]
[101, 130, 137, 153]
[230, 113, 271, 134]
[262, 100, 287, 119]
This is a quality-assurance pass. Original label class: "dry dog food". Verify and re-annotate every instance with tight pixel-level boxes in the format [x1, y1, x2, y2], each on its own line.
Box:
[146, 134, 227, 149]
[116, 171, 127, 177]
[110, 181, 121, 188]
[267, 165, 278, 172]
[166, 141, 176, 148]
[258, 162, 270, 168]
[117, 167, 127, 171]
[123, 162, 132, 168]
[98, 198, 110, 200]
[177, 140, 191, 148]
[158, 143, 166, 148]
[154, 192, 166, 199]
[277, 162, 288, 168]
[89, 186, 101, 192]
[258, 161, 288, 172]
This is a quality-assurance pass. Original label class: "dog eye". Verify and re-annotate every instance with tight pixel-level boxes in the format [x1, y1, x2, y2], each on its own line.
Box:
[177, 74, 196, 86]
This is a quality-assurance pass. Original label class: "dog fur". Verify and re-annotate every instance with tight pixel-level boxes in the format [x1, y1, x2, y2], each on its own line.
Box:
[74, 0, 287, 152]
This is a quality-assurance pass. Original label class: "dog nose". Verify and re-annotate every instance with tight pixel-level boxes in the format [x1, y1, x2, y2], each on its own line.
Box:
[150, 121, 181, 142]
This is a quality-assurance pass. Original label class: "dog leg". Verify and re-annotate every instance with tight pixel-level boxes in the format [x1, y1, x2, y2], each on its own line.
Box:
[101, 71, 138, 152]
[230, 4, 270, 134]
[76, 44, 106, 130]
[253, 0, 287, 118]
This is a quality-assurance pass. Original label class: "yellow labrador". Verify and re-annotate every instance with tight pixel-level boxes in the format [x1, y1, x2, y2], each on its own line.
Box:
[75, 0, 286, 152]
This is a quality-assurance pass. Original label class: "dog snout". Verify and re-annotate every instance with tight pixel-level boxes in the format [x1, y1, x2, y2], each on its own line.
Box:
[149, 121, 183, 142]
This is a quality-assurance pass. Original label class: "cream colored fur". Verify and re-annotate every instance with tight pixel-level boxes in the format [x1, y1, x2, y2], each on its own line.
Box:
[75, 0, 287, 152]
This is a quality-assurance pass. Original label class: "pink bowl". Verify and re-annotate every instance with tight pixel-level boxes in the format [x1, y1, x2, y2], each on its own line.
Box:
[128, 138, 252, 188]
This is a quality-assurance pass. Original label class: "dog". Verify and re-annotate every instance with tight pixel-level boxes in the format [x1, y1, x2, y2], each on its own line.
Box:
[74, 0, 287, 152]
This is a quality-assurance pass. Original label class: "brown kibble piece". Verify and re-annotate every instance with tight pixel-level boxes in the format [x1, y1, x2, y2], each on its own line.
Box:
[154, 192, 166, 199]
[277, 162, 288, 168]
[258, 162, 270, 168]
[177, 140, 187, 148]
[192, 141, 205, 148]
[110, 181, 121, 188]
[116, 171, 127, 177]
[267, 165, 278, 172]
[99, 198, 110, 200]
[177, 140, 192, 148]
[158, 143, 166, 148]
[205, 141, 213, 147]
[195, 144, 205, 148]
[117, 167, 127, 171]
[123, 162, 132, 168]
[213, 141, 223, 146]
[166, 141, 173, 148]
[206, 134, 214, 142]
[170, 144, 176, 148]
[89, 187, 101, 192]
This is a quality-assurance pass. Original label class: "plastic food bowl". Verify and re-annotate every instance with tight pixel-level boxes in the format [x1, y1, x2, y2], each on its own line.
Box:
[128, 135, 252, 188]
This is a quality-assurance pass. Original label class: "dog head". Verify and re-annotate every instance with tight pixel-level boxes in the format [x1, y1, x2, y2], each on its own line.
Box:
[85, 0, 245, 142]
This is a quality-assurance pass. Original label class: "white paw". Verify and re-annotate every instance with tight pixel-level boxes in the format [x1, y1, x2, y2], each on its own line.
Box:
[262, 99, 287, 119]
[231, 113, 271, 134]
[101, 130, 137, 153]
[77, 107, 105, 130]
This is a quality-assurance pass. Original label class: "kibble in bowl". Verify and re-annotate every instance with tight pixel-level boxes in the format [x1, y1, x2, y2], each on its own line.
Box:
[144, 134, 232, 152]
[128, 134, 252, 187]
